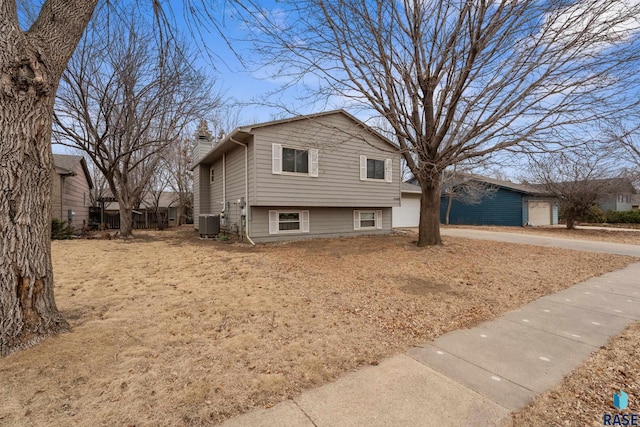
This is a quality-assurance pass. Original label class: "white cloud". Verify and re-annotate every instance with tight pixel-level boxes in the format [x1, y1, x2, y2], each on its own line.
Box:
[542, 0, 640, 56]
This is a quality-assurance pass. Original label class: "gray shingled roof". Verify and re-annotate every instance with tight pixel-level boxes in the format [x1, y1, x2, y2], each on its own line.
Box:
[52, 154, 93, 189]
[465, 175, 550, 196]
[53, 154, 84, 173]
[404, 174, 551, 196]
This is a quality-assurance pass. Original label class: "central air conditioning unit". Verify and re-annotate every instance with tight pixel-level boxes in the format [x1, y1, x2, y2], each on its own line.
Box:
[199, 214, 220, 238]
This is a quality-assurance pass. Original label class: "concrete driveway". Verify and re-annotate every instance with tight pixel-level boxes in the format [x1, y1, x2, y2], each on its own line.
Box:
[436, 227, 640, 257]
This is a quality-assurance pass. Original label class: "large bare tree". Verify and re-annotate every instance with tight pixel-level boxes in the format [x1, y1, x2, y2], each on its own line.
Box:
[244, 0, 640, 246]
[52, 7, 221, 238]
[0, 0, 235, 356]
[0, 1, 99, 356]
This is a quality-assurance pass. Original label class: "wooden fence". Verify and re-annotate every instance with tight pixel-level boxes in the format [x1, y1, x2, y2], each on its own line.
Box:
[89, 207, 169, 230]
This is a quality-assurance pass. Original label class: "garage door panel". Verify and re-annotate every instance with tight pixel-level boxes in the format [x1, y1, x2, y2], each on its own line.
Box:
[528, 201, 551, 226]
[393, 195, 420, 227]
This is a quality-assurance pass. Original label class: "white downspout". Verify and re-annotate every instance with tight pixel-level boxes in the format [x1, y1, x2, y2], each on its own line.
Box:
[222, 153, 226, 209]
[230, 136, 255, 245]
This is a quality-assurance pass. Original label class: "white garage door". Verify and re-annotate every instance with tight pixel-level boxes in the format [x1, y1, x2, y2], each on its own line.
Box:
[393, 194, 421, 227]
[528, 201, 551, 226]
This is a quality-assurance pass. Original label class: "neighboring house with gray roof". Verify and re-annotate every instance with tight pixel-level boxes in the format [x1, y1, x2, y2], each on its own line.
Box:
[52, 154, 93, 230]
[393, 175, 558, 227]
[593, 178, 636, 212]
[192, 110, 401, 242]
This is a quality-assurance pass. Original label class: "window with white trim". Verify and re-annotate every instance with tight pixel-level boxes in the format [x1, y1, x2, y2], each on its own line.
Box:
[367, 159, 384, 179]
[359, 155, 392, 182]
[283, 148, 308, 173]
[353, 210, 383, 230]
[272, 144, 318, 177]
[269, 210, 310, 234]
[209, 166, 215, 183]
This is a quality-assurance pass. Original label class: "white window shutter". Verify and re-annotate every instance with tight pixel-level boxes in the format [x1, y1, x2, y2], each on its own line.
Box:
[272, 144, 282, 175]
[353, 210, 361, 230]
[376, 210, 383, 229]
[301, 210, 310, 232]
[269, 210, 278, 234]
[359, 155, 367, 181]
[309, 149, 319, 177]
[384, 159, 393, 183]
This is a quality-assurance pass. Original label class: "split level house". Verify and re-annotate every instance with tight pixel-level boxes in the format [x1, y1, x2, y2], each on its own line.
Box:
[192, 110, 401, 243]
[51, 154, 93, 230]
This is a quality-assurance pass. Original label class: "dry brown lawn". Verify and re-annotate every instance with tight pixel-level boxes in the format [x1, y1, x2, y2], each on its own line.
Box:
[446, 225, 640, 245]
[509, 321, 640, 426]
[0, 228, 636, 426]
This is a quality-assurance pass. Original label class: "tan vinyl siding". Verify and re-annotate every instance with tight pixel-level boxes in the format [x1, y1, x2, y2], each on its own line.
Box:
[198, 165, 211, 213]
[51, 162, 92, 230]
[250, 207, 392, 242]
[64, 163, 91, 229]
[193, 165, 200, 228]
[216, 144, 249, 234]
[51, 176, 63, 222]
[210, 158, 223, 215]
[252, 114, 401, 207]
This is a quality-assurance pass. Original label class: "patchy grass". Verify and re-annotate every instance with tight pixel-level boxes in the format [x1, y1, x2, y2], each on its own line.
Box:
[0, 228, 635, 426]
[509, 321, 640, 426]
[445, 225, 640, 245]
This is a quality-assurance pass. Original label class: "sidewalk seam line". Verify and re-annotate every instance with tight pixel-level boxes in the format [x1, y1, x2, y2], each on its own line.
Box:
[501, 317, 606, 347]
[541, 298, 640, 320]
[407, 347, 535, 394]
[292, 399, 318, 427]
[405, 351, 516, 412]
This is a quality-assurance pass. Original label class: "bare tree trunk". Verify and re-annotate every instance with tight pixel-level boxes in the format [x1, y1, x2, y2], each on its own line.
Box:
[118, 205, 134, 238]
[0, 1, 98, 356]
[177, 207, 184, 226]
[0, 99, 70, 356]
[445, 192, 453, 226]
[566, 216, 576, 230]
[417, 181, 443, 247]
[156, 207, 164, 230]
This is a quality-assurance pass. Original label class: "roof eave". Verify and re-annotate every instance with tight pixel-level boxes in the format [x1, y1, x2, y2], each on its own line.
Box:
[191, 129, 251, 169]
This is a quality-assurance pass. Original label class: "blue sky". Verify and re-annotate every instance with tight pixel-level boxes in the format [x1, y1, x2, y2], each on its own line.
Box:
[178, 1, 312, 127]
[52, 1, 294, 155]
[50, 0, 640, 180]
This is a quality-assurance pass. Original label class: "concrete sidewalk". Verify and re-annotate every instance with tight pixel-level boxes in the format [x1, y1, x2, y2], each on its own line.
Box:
[440, 227, 640, 257]
[222, 260, 640, 426]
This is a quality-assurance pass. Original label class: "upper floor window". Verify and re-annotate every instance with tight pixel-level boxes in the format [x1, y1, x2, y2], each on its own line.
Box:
[283, 148, 308, 174]
[210, 166, 215, 183]
[367, 159, 385, 180]
[360, 155, 392, 182]
[272, 144, 318, 177]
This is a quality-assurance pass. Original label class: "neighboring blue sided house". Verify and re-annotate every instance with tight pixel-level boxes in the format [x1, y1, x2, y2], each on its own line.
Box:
[440, 176, 559, 226]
